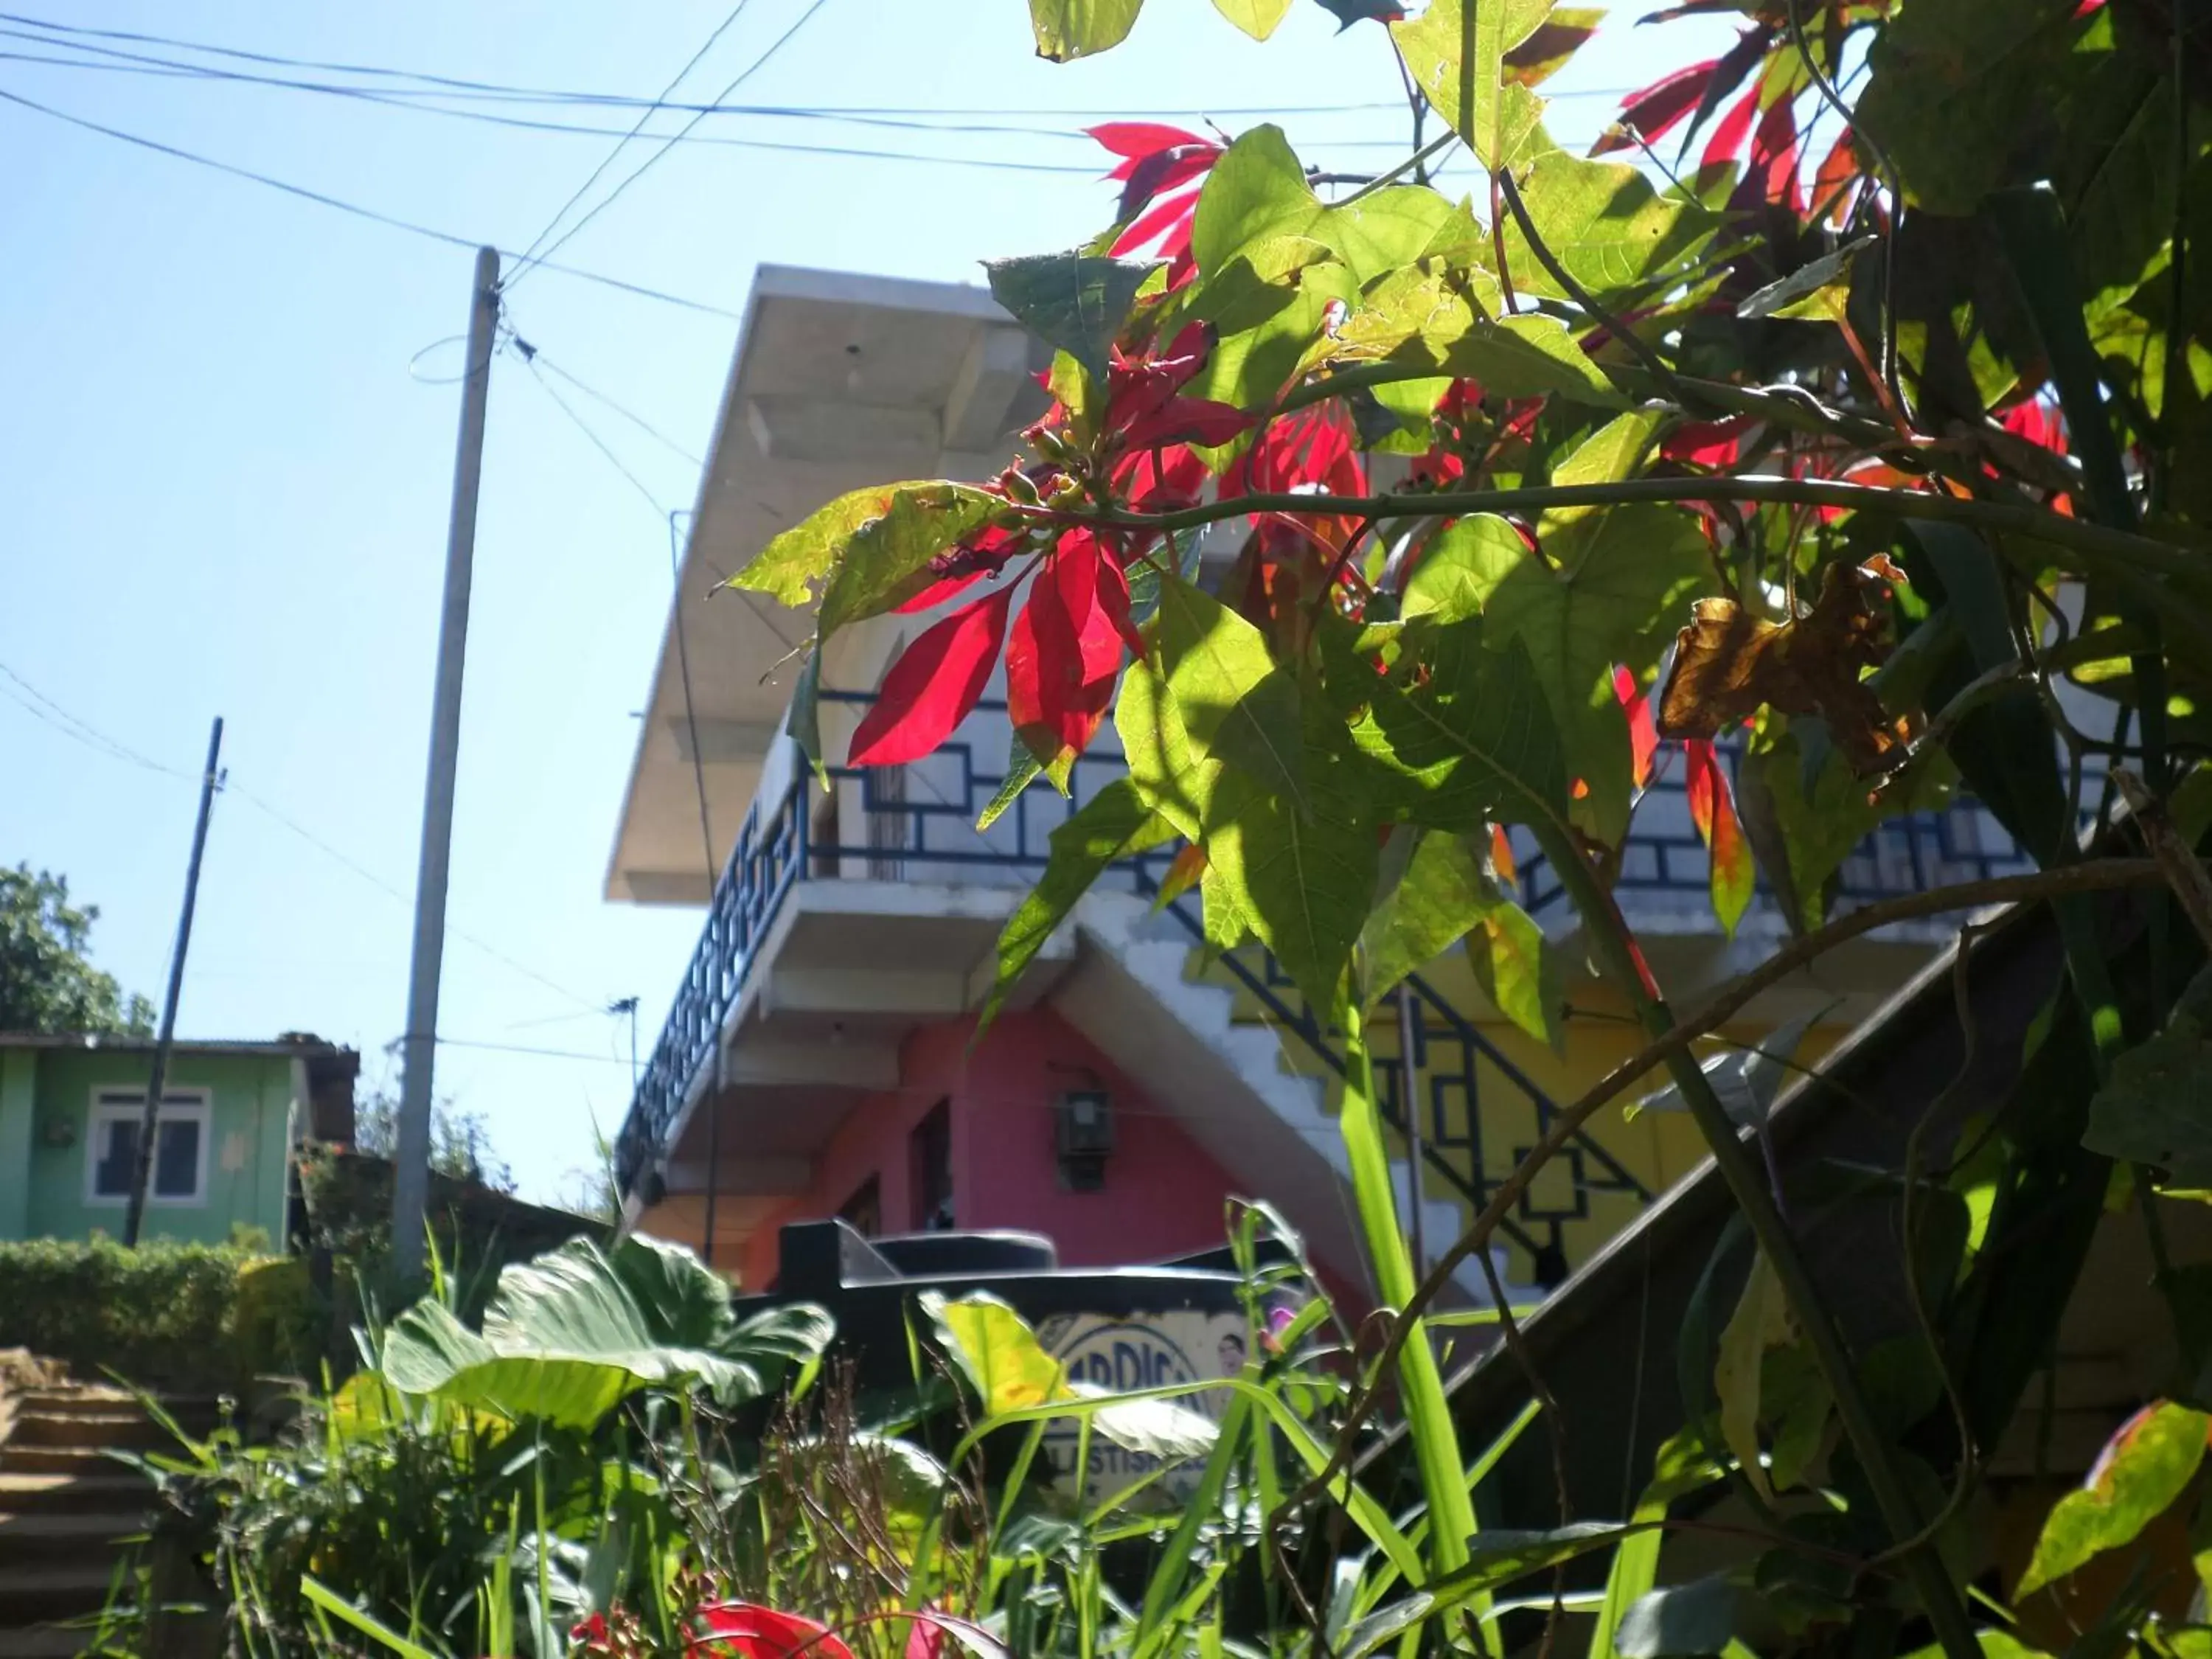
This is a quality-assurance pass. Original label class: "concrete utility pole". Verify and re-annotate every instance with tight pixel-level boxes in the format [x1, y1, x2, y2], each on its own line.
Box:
[124, 715, 224, 1248]
[392, 245, 500, 1283]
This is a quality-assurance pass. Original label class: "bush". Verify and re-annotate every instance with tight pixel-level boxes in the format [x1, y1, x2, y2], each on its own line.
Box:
[0, 1237, 303, 1393]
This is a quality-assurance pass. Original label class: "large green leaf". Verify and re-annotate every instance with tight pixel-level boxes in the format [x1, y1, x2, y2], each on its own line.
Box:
[1483, 504, 1711, 843]
[1325, 262, 1618, 405]
[1204, 712, 1381, 1011]
[1357, 829, 1560, 1048]
[1713, 1247, 1793, 1501]
[923, 1291, 1071, 1415]
[731, 481, 1003, 637]
[1388, 0, 1553, 172]
[983, 777, 1175, 1023]
[985, 251, 1156, 388]
[1211, 0, 1290, 37]
[1154, 574, 1306, 808]
[1028, 0, 1143, 60]
[1498, 147, 1709, 305]
[1191, 126, 1459, 285]
[378, 1237, 829, 1429]
[1615, 1576, 1738, 1659]
[1345, 621, 1571, 830]
[2017, 1401, 2211, 1596]
[1116, 658, 1220, 840]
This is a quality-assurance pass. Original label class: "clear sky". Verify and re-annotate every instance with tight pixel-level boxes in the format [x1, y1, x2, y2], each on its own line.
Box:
[0, 0, 1728, 1206]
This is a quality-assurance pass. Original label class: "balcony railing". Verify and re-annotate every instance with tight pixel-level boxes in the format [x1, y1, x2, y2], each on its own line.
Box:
[614, 689, 2062, 1278]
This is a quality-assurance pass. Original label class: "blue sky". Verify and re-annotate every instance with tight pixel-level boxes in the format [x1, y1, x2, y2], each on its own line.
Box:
[0, 1, 1728, 1206]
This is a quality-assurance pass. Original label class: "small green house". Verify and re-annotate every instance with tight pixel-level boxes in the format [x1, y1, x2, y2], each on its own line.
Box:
[0, 1033, 358, 1246]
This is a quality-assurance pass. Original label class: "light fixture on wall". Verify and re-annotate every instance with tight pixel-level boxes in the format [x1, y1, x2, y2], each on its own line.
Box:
[1054, 1089, 1114, 1192]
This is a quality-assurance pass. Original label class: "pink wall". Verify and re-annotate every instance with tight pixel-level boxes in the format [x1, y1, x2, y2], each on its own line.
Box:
[737, 1008, 1246, 1287]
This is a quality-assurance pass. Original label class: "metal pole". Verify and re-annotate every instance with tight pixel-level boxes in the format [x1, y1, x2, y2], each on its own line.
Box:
[124, 717, 224, 1247]
[1397, 987, 1427, 1282]
[391, 245, 500, 1283]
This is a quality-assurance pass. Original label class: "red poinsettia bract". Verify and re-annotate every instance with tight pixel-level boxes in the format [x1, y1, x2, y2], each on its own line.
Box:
[1091, 122, 1223, 285]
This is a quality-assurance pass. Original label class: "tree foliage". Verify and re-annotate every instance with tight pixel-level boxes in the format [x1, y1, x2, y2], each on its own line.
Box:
[0, 863, 154, 1035]
[722, 0, 2212, 1651]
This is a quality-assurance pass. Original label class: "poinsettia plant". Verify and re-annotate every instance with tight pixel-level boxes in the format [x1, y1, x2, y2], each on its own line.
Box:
[730, 0, 2212, 1652]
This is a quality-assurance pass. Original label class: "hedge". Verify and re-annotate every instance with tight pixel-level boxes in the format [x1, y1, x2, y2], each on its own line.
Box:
[0, 1238, 319, 1393]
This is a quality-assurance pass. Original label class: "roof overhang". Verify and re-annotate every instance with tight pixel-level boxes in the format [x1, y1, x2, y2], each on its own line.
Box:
[604, 265, 1050, 905]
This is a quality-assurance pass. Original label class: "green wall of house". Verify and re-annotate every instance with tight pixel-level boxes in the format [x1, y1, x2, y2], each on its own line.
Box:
[0, 1046, 299, 1245]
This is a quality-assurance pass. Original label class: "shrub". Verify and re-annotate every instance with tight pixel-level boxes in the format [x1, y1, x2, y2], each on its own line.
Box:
[0, 1237, 289, 1392]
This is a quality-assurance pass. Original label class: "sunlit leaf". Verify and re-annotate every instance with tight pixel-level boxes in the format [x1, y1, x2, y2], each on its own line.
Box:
[1154, 574, 1306, 808]
[1714, 1247, 1792, 1501]
[986, 251, 1157, 386]
[734, 481, 1001, 630]
[984, 777, 1175, 1025]
[1389, 0, 1554, 172]
[2017, 1400, 2211, 1596]
[1211, 0, 1293, 37]
[1498, 145, 1710, 303]
[1028, 0, 1144, 60]
[922, 1292, 1073, 1415]
[1465, 888, 1564, 1051]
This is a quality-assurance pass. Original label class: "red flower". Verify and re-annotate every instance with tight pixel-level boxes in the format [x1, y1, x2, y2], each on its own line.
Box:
[693, 1603, 856, 1659]
[1091, 123, 1223, 285]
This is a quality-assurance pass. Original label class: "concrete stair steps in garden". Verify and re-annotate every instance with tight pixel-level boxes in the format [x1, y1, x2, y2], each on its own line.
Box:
[0, 1624, 91, 1659]
[0, 1513, 143, 1565]
[0, 1475, 150, 1518]
[0, 1566, 122, 1632]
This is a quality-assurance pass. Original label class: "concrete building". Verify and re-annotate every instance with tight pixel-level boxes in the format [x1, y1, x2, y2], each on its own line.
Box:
[600, 264, 2058, 1306]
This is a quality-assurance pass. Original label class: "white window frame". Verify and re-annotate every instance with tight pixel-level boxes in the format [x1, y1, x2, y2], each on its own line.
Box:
[84, 1088, 212, 1208]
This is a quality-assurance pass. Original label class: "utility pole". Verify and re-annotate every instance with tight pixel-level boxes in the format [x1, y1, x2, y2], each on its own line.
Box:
[392, 245, 500, 1283]
[124, 716, 224, 1247]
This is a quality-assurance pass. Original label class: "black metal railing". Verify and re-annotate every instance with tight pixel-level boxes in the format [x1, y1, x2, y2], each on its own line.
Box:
[614, 691, 2056, 1276]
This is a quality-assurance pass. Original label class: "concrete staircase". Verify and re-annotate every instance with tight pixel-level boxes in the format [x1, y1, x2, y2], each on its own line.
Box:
[1052, 891, 1537, 1307]
[0, 1388, 203, 1658]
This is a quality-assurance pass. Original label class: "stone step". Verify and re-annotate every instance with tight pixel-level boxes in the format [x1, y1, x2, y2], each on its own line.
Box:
[0, 1477, 149, 1519]
[4, 1415, 164, 1453]
[0, 1625, 91, 1658]
[0, 1449, 126, 1481]
[0, 1514, 142, 1565]
[0, 1567, 117, 1630]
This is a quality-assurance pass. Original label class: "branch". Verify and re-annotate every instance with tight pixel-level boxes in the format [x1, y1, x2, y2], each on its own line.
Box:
[1060, 477, 2208, 586]
[1289, 859, 2163, 1528]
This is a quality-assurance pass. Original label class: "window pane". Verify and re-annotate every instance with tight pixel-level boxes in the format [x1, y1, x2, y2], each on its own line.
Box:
[93, 1120, 136, 1197]
[154, 1120, 199, 1198]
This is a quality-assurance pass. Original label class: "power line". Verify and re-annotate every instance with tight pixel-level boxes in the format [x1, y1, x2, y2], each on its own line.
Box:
[505, 0, 758, 285]
[0, 654, 603, 1012]
[525, 345, 703, 468]
[518, 347, 678, 521]
[507, 0, 835, 294]
[0, 84, 747, 320]
[0, 11, 1436, 116]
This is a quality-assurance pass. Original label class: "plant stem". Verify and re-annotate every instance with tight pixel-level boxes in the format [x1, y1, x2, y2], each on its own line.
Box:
[1532, 820, 1984, 1659]
[1062, 476, 2206, 587]
[1338, 1020, 1484, 1580]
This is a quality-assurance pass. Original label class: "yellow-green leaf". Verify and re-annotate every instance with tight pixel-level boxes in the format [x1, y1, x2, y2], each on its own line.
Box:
[2018, 1402, 2210, 1596]
[925, 1292, 1073, 1416]
[1211, 0, 1291, 38]
[1155, 574, 1307, 809]
[1390, 0, 1554, 173]
[1029, 0, 1144, 60]
[1713, 1248, 1793, 1502]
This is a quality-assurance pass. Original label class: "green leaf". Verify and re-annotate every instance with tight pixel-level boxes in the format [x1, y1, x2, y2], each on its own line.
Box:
[1360, 830, 1491, 1009]
[1591, 1430, 1727, 1659]
[1388, 0, 1553, 172]
[1324, 263, 1620, 405]
[1204, 712, 1380, 1012]
[922, 1292, 1073, 1414]
[732, 481, 1004, 642]
[1192, 126, 1458, 285]
[1211, 0, 1290, 36]
[1343, 1524, 1652, 1658]
[1464, 887, 1563, 1052]
[1116, 659, 1219, 840]
[300, 1576, 440, 1659]
[1028, 0, 1143, 60]
[977, 748, 1050, 832]
[983, 777, 1174, 1023]
[985, 251, 1156, 388]
[2082, 967, 2212, 1183]
[1484, 504, 1712, 843]
[1499, 147, 1708, 304]
[1616, 1576, 1738, 1659]
[1154, 574, 1307, 809]
[2017, 1401, 2211, 1596]
[1714, 1247, 1792, 1501]
[1403, 512, 1528, 627]
[1546, 408, 1668, 515]
[376, 1237, 830, 1428]
[1345, 620, 1571, 830]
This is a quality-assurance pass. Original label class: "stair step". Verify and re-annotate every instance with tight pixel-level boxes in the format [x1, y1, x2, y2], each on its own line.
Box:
[0, 1625, 92, 1658]
[0, 1449, 128, 1479]
[0, 1567, 119, 1629]
[0, 1513, 143, 1562]
[0, 1477, 149, 1519]
[4, 1415, 164, 1453]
